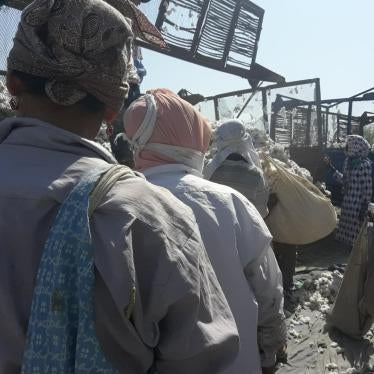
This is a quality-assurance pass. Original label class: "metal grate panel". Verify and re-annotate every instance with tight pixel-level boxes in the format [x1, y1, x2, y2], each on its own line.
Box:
[138, 0, 270, 81]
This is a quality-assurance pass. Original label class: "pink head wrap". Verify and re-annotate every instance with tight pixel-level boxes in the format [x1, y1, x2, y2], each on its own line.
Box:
[123, 88, 211, 171]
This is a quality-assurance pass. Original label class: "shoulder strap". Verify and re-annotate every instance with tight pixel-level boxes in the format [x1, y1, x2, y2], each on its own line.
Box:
[89, 164, 133, 215]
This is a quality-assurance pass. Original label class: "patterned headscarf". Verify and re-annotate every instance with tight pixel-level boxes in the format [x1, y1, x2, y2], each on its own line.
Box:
[8, 0, 138, 112]
[123, 88, 212, 171]
[345, 135, 371, 158]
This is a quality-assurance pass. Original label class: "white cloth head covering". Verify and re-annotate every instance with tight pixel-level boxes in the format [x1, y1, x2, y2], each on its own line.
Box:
[204, 119, 262, 179]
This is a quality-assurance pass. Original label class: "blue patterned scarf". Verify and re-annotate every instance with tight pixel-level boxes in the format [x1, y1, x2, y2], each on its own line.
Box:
[22, 164, 119, 373]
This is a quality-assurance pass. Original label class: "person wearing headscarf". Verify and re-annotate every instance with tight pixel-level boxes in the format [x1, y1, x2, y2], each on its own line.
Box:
[0, 1, 239, 372]
[124, 89, 287, 374]
[326, 135, 373, 246]
[204, 119, 269, 218]
[204, 120, 298, 295]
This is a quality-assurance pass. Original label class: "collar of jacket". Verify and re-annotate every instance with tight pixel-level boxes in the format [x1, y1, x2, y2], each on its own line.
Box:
[0, 116, 117, 163]
[142, 163, 203, 178]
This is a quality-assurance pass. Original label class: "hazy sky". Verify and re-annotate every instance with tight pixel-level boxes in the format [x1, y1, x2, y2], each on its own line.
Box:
[142, 0, 374, 103]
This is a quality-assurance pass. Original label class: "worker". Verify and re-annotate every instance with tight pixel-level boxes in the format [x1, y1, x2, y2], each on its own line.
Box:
[325, 135, 373, 246]
[204, 119, 269, 218]
[123, 88, 287, 374]
[205, 119, 296, 295]
[0, 1, 239, 372]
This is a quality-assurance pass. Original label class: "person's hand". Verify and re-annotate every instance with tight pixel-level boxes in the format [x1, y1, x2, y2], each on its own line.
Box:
[262, 367, 275, 374]
[276, 344, 288, 363]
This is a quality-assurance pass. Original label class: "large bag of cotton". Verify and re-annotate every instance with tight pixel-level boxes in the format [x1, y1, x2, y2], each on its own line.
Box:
[328, 222, 374, 338]
[263, 155, 337, 245]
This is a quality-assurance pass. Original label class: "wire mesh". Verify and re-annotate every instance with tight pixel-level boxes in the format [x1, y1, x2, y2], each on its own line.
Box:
[197, 0, 261, 68]
[197, 99, 216, 122]
[0, 5, 21, 72]
[216, 91, 265, 130]
[139, 0, 262, 70]
[196, 81, 322, 147]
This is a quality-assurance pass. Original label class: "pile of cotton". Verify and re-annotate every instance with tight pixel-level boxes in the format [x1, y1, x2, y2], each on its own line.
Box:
[329, 142, 347, 149]
[245, 128, 314, 182]
[0, 82, 12, 119]
[285, 272, 344, 348]
[207, 124, 315, 185]
[287, 159, 313, 182]
[247, 128, 269, 149]
[301, 271, 343, 314]
[261, 156, 314, 190]
[269, 144, 289, 163]
[326, 363, 338, 372]
[315, 181, 332, 198]
[341, 369, 360, 374]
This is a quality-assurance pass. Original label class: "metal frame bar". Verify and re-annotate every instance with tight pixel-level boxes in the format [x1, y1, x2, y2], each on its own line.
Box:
[347, 100, 353, 135]
[305, 104, 312, 146]
[137, 39, 284, 82]
[203, 78, 319, 101]
[272, 95, 374, 110]
[155, 0, 169, 29]
[250, 3, 264, 67]
[235, 81, 263, 119]
[323, 107, 329, 145]
[325, 86, 374, 109]
[315, 78, 323, 147]
[190, 0, 210, 56]
[261, 89, 269, 133]
[222, 1, 242, 65]
[213, 97, 219, 121]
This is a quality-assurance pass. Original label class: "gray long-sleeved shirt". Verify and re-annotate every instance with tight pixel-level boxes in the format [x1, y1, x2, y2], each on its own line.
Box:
[144, 163, 287, 372]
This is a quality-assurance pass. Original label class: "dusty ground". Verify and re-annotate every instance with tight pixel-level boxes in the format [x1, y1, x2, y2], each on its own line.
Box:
[276, 234, 374, 374]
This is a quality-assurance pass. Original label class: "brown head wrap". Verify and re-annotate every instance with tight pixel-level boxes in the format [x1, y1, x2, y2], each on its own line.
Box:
[8, 0, 135, 112]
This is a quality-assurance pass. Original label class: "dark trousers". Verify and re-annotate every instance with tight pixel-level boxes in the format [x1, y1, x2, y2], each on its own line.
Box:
[272, 242, 297, 292]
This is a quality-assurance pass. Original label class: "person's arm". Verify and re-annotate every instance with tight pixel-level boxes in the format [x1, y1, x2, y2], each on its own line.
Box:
[332, 157, 347, 185]
[324, 156, 345, 184]
[232, 194, 287, 371]
[333, 169, 344, 184]
[244, 246, 287, 370]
